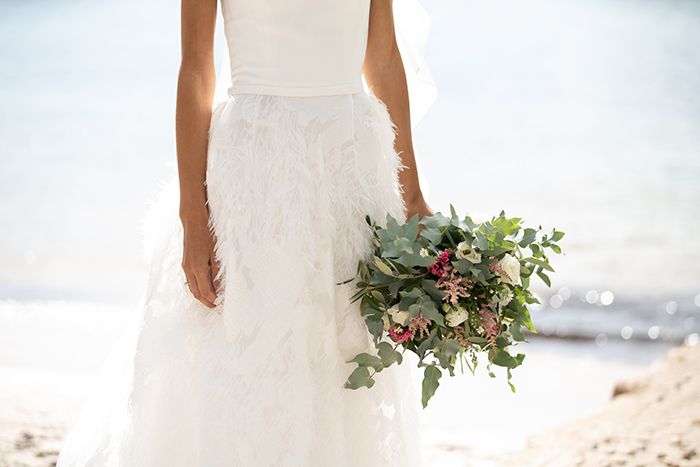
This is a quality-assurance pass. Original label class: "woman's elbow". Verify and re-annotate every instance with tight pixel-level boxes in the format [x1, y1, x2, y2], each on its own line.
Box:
[364, 41, 404, 76]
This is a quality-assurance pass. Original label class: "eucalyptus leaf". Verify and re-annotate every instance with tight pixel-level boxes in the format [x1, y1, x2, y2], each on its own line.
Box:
[420, 227, 443, 244]
[395, 252, 436, 268]
[518, 228, 537, 247]
[364, 316, 384, 344]
[418, 298, 444, 326]
[537, 270, 552, 287]
[344, 367, 376, 389]
[422, 365, 442, 408]
[551, 230, 565, 242]
[442, 339, 461, 358]
[404, 214, 421, 240]
[491, 349, 520, 369]
[377, 342, 403, 366]
[522, 257, 554, 272]
[421, 279, 446, 302]
[416, 329, 437, 358]
[349, 353, 384, 370]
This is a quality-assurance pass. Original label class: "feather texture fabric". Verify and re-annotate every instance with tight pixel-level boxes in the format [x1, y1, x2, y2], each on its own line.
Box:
[56, 91, 423, 467]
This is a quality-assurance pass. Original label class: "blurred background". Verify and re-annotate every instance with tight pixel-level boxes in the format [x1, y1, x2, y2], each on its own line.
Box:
[1, 0, 699, 465]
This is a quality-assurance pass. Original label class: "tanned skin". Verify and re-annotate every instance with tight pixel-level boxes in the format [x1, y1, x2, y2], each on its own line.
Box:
[176, 0, 432, 308]
[364, 0, 433, 221]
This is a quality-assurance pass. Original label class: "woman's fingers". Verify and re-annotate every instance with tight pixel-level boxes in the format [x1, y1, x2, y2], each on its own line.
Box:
[181, 219, 220, 309]
[184, 269, 204, 305]
[210, 255, 221, 295]
[183, 261, 216, 309]
[208, 232, 221, 294]
[193, 267, 217, 308]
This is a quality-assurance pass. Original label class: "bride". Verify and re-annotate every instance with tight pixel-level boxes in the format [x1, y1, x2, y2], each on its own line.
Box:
[57, 0, 434, 465]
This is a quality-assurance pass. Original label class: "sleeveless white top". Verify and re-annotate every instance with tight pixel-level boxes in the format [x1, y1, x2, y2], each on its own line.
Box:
[220, 0, 371, 97]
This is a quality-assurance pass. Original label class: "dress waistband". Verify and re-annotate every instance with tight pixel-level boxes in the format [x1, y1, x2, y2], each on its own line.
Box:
[227, 80, 364, 98]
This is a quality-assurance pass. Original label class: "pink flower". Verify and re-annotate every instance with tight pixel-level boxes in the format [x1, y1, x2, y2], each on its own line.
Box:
[437, 249, 451, 265]
[479, 308, 500, 346]
[389, 326, 414, 343]
[452, 326, 470, 348]
[436, 264, 472, 305]
[428, 263, 445, 277]
[408, 313, 431, 339]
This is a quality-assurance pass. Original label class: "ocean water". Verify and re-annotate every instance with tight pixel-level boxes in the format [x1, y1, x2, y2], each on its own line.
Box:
[1, 0, 700, 345]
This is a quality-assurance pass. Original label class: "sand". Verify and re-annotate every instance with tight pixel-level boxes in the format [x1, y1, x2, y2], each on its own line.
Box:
[0, 419, 62, 467]
[0, 339, 696, 467]
[0, 368, 83, 467]
[501, 344, 700, 467]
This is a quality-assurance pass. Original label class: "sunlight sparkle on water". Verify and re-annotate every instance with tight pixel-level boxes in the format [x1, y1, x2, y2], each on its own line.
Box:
[557, 286, 571, 300]
[595, 333, 608, 346]
[620, 326, 634, 340]
[647, 326, 660, 340]
[600, 290, 614, 306]
[549, 295, 563, 309]
[665, 301, 678, 315]
[585, 290, 599, 305]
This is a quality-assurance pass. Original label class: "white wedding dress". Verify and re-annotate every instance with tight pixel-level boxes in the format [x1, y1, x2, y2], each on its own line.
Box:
[57, 0, 434, 466]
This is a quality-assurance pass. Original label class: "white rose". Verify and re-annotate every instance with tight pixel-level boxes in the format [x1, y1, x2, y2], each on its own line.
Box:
[445, 307, 468, 328]
[388, 304, 410, 326]
[455, 241, 481, 264]
[495, 254, 521, 286]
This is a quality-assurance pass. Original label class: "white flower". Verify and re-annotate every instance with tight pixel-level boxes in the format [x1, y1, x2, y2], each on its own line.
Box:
[419, 248, 430, 257]
[495, 254, 521, 286]
[388, 304, 410, 326]
[497, 288, 514, 307]
[455, 241, 482, 264]
[445, 307, 468, 328]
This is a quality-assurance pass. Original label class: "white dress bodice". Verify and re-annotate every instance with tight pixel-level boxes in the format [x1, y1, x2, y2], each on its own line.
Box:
[220, 0, 371, 97]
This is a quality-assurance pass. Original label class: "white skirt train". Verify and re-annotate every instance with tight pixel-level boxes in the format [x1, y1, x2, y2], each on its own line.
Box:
[56, 91, 422, 467]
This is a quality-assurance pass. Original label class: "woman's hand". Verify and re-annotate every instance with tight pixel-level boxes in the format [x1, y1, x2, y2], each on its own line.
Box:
[405, 193, 434, 239]
[404, 193, 433, 222]
[181, 210, 220, 309]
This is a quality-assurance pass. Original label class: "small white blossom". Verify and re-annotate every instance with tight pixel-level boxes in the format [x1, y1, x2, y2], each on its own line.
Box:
[497, 288, 514, 307]
[455, 241, 481, 264]
[419, 248, 430, 257]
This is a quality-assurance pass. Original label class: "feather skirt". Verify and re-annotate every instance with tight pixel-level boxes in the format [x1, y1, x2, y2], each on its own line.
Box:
[56, 91, 422, 467]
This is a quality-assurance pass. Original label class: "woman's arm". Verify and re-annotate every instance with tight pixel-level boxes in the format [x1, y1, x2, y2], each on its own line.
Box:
[176, 0, 219, 308]
[363, 0, 433, 220]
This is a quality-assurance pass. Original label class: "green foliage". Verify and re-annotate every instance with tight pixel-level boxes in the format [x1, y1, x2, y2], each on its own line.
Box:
[341, 208, 564, 407]
[422, 365, 442, 408]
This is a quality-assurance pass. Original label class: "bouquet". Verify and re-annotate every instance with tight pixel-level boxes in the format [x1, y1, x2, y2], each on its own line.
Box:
[342, 206, 564, 407]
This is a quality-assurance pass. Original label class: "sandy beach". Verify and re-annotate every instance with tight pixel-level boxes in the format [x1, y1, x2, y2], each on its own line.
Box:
[0, 369, 73, 467]
[1, 300, 696, 467]
[502, 344, 700, 467]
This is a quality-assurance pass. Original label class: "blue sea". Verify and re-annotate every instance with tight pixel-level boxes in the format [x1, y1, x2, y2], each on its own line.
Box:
[1, 0, 700, 347]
